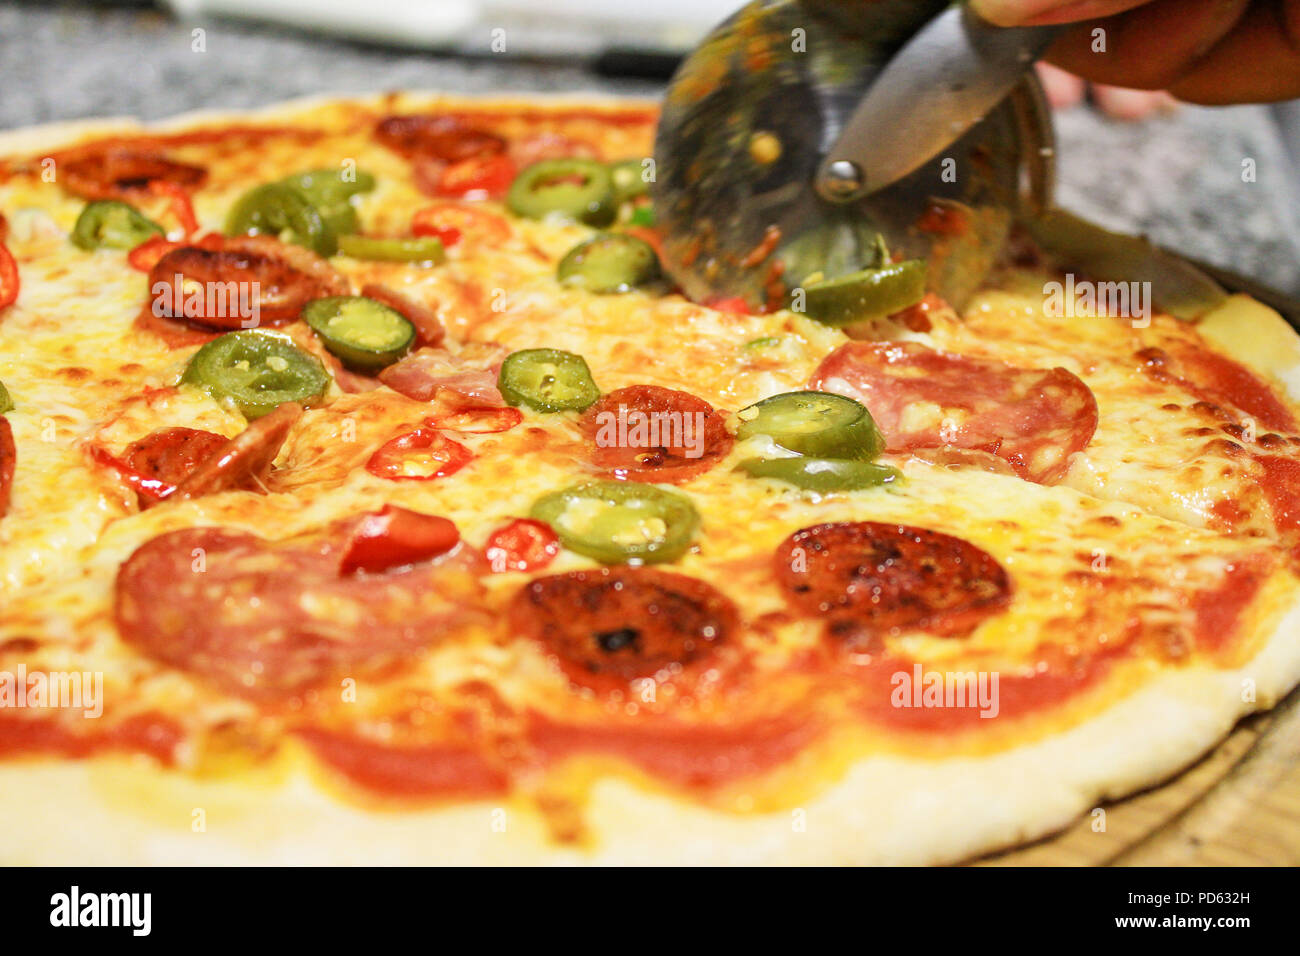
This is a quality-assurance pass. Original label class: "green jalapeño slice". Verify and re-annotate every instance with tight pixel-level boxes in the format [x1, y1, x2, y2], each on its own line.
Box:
[181, 329, 330, 419]
[557, 233, 660, 294]
[531, 480, 700, 564]
[736, 457, 900, 493]
[506, 159, 615, 227]
[336, 235, 446, 264]
[802, 259, 927, 326]
[225, 182, 336, 257]
[302, 296, 416, 373]
[609, 159, 650, 204]
[498, 348, 600, 412]
[277, 167, 375, 237]
[0, 380, 12, 414]
[71, 200, 164, 251]
[735, 391, 885, 460]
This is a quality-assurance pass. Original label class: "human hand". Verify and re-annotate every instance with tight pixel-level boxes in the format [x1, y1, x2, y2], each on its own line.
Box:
[1036, 62, 1177, 120]
[972, 0, 1300, 104]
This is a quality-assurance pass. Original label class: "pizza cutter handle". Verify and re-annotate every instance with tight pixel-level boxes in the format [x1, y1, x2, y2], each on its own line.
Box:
[815, 4, 1066, 203]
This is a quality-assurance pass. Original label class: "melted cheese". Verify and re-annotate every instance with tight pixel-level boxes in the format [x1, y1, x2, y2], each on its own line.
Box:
[0, 96, 1295, 791]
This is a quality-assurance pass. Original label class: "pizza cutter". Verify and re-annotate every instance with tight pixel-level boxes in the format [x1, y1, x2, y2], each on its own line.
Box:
[653, 0, 1232, 320]
[652, 0, 1062, 313]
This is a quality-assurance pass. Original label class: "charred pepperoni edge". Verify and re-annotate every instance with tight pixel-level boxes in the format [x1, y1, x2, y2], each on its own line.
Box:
[60, 149, 207, 202]
[374, 115, 507, 162]
[123, 427, 230, 487]
[147, 246, 334, 330]
[577, 385, 734, 484]
[174, 402, 303, 499]
[773, 522, 1012, 640]
[509, 567, 738, 688]
[0, 417, 14, 519]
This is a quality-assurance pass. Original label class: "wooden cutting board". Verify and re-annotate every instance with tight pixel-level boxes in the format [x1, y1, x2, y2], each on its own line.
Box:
[976, 684, 1300, 865]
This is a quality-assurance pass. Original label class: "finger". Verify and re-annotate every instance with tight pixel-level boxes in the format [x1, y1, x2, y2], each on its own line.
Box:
[1090, 85, 1179, 120]
[1166, 0, 1300, 103]
[1036, 63, 1087, 108]
[1042, 0, 1250, 90]
[971, 0, 1150, 28]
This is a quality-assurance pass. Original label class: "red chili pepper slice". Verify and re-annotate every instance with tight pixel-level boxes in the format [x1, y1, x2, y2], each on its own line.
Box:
[412, 203, 511, 248]
[485, 518, 559, 573]
[148, 180, 200, 236]
[433, 155, 517, 200]
[705, 295, 753, 315]
[339, 505, 460, 575]
[364, 427, 472, 481]
[0, 241, 18, 311]
[86, 444, 178, 503]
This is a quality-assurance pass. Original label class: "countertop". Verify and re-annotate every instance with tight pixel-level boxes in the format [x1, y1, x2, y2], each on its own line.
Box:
[3, 2, 1299, 294]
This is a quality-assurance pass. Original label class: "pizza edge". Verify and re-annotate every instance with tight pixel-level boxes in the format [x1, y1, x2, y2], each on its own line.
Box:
[1, 96, 1299, 865]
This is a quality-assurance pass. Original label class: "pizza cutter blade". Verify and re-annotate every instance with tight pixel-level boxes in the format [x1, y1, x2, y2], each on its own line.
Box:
[652, 0, 1056, 312]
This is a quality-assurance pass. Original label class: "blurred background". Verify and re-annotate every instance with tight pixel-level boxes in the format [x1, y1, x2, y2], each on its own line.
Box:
[2, 0, 1299, 295]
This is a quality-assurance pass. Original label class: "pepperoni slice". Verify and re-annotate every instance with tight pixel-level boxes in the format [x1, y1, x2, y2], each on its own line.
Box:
[339, 506, 460, 576]
[123, 427, 230, 486]
[578, 385, 733, 484]
[148, 246, 335, 330]
[810, 341, 1097, 484]
[374, 115, 506, 162]
[114, 520, 483, 699]
[172, 401, 302, 499]
[773, 522, 1012, 640]
[0, 418, 14, 519]
[509, 568, 737, 688]
[411, 203, 511, 249]
[365, 427, 472, 481]
[61, 148, 207, 202]
[485, 518, 559, 573]
[359, 283, 445, 348]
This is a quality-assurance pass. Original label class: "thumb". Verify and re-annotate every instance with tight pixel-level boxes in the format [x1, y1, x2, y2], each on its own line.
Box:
[970, 0, 1153, 27]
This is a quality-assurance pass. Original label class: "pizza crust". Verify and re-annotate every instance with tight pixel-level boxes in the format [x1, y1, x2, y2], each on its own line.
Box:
[2, 94, 1300, 865]
[2, 577, 1297, 865]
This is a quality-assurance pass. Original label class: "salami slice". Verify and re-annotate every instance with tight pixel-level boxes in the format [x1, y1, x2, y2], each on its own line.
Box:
[378, 344, 508, 407]
[114, 515, 484, 699]
[774, 522, 1011, 641]
[810, 341, 1098, 484]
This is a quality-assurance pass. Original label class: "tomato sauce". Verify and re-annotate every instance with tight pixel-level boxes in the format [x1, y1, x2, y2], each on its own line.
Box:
[0, 712, 182, 763]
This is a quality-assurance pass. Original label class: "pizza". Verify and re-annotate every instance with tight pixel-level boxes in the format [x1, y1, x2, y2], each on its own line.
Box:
[1, 92, 1299, 865]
